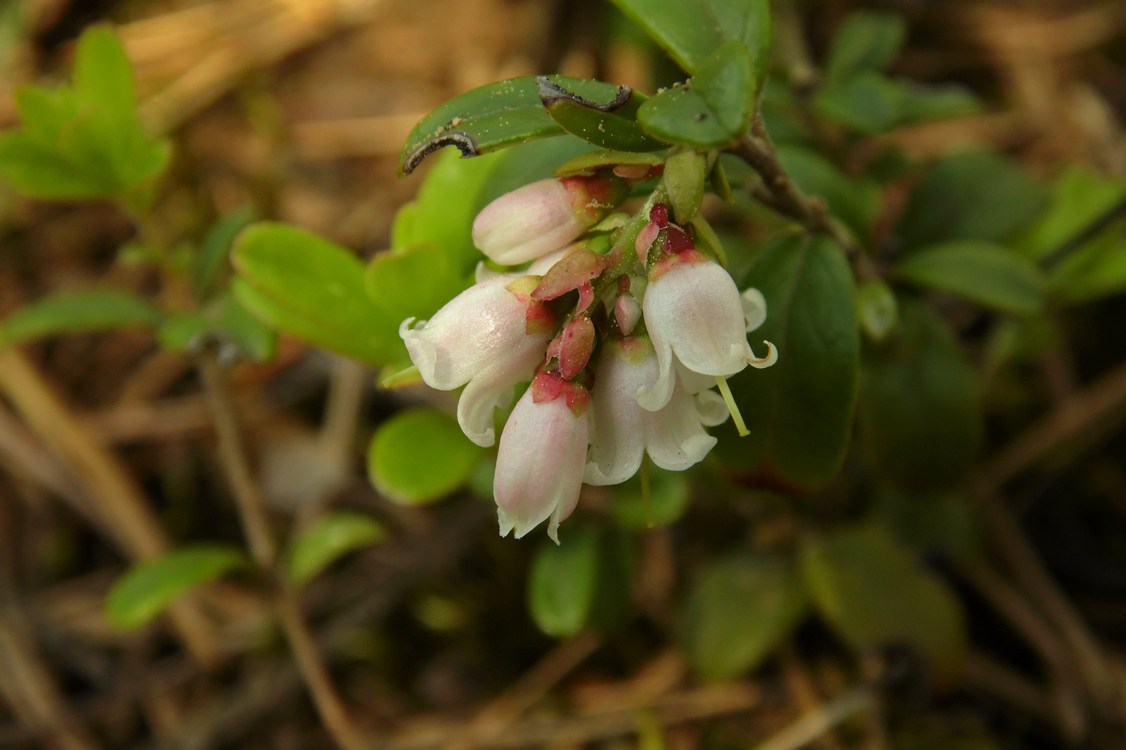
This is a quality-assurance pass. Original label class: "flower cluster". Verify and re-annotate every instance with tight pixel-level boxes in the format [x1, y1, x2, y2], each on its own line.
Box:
[401, 173, 777, 542]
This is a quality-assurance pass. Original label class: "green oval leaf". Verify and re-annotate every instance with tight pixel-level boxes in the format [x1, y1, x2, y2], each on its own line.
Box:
[719, 234, 859, 491]
[528, 527, 599, 636]
[898, 151, 1048, 249]
[858, 300, 982, 491]
[287, 511, 388, 586]
[400, 76, 628, 174]
[800, 523, 967, 684]
[611, 0, 770, 84]
[539, 77, 665, 152]
[105, 545, 247, 631]
[824, 11, 907, 82]
[682, 554, 808, 681]
[0, 290, 162, 347]
[366, 409, 483, 505]
[812, 72, 903, 135]
[232, 222, 402, 366]
[894, 240, 1045, 316]
[637, 41, 755, 148]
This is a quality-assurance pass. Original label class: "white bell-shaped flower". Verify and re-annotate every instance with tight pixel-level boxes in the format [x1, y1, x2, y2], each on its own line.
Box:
[585, 337, 728, 485]
[495, 380, 589, 543]
[400, 275, 553, 447]
[637, 258, 776, 412]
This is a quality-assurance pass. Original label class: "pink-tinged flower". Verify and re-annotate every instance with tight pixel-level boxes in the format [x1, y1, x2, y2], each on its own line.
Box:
[495, 374, 589, 543]
[585, 337, 727, 485]
[637, 257, 777, 412]
[400, 275, 554, 447]
[472, 175, 626, 266]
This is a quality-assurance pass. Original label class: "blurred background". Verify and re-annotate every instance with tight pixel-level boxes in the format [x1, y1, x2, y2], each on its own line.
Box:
[1, 0, 1125, 748]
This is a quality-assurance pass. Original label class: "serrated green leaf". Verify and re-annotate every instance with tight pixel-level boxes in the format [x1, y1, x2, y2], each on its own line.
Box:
[366, 409, 483, 505]
[611, 0, 770, 84]
[682, 553, 808, 680]
[400, 76, 627, 174]
[812, 71, 902, 134]
[232, 222, 402, 366]
[287, 511, 388, 586]
[800, 523, 967, 683]
[718, 235, 859, 491]
[528, 527, 599, 636]
[637, 41, 755, 148]
[73, 25, 136, 123]
[105, 545, 248, 631]
[858, 300, 982, 491]
[898, 151, 1048, 249]
[0, 290, 162, 347]
[894, 240, 1045, 316]
[824, 11, 906, 82]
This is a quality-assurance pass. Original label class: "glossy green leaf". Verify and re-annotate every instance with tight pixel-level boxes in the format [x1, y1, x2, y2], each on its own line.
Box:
[232, 222, 401, 366]
[0, 290, 162, 347]
[897, 83, 980, 122]
[288, 511, 388, 586]
[105, 545, 248, 630]
[1013, 165, 1125, 260]
[528, 527, 599, 636]
[858, 300, 982, 491]
[812, 72, 902, 134]
[800, 523, 967, 683]
[554, 149, 665, 178]
[682, 554, 808, 680]
[611, 0, 770, 84]
[366, 409, 483, 505]
[720, 235, 859, 491]
[400, 76, 628, 174]
[638, 41, 755, 148]
[894, 240, 1045, 316]
[824, 11, 907, 82]
[392, 147, 504, 269]
[1048, 230, 1126, 303]
[366, 244, 470, 328]
[776, 145, 881, 240]
[212, 291, 277, 362]
[540, 78, 665, 152]
[898, 152, 1048, 249]
[664, 149, 707, 223]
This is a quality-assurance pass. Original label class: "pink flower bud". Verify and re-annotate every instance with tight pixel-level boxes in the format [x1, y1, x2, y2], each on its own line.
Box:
[399, 275, 554, 446]
[472, 176, 626, 266]
[557, 316, 595, 380]
[637, 257, 777, 412]
[495, 383, 589, 543]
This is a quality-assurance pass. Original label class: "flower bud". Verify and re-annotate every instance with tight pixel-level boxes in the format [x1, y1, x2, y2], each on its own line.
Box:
[472, 175, 627, 266]
[495, 379, 589, 543]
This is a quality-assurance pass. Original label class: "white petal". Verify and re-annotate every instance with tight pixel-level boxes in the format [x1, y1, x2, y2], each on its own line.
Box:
[494, 391, 588, 541]
[473, 179, 588, 265]
[643, 385, 718, 471]
[694, 389, 729, 427]
[742, 287, 768, 332]
[635, 305, 677, 412]
[456, 353, 539, 447]
[584, 340, 651, 485]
